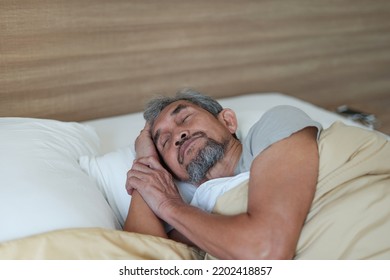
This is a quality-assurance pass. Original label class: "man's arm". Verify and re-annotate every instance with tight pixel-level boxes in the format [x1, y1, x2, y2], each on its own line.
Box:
[124, 124, 167, 238]
[129, 127, 319, 259]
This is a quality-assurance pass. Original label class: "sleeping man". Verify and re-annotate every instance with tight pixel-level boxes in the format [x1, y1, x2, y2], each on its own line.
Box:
[124, 88, 322, 259]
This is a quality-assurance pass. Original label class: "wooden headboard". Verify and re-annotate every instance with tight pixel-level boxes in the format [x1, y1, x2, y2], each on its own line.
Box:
[1, 0, 390, 121]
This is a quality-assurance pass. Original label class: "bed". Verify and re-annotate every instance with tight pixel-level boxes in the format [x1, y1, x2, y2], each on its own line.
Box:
[1, 0, 389, 260]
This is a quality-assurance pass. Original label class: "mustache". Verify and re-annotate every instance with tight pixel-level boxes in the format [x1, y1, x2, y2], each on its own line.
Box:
[177, 131, 206, 164]
[177, 131, 206, 147]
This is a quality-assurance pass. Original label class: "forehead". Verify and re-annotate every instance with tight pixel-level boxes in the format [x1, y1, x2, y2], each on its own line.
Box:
[151, 100, 212, 132]
[153, 101, 193, 124]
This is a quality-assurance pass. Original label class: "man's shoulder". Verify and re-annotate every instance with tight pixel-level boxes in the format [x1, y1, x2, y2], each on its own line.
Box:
[244, 105, 322, 145]
[246, 105, 305, 134]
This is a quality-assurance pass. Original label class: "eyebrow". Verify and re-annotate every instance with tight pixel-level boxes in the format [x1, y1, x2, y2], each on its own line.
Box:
[171, 103, 188, 116]
[152, 103, 189, 146]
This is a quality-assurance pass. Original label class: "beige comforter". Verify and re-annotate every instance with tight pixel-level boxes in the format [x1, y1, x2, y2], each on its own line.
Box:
[0, 227, 203, 260]
[1, 122, 389, 259]
[212, 122, 390, 259]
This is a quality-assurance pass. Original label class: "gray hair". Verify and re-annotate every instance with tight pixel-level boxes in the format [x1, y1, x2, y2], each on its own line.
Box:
[143, 89, 223, 125]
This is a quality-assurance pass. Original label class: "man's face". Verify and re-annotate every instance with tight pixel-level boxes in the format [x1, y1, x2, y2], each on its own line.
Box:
[151, 101, 232, 185]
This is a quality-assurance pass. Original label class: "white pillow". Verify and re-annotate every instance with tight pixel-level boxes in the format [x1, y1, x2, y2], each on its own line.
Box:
[0, 118, 121, 243]
[79, 146, 134, 226]
[79, 146, 197, 226]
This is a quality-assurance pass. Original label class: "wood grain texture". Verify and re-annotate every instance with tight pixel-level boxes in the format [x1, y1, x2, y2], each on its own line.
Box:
[1, 0, 389, 133]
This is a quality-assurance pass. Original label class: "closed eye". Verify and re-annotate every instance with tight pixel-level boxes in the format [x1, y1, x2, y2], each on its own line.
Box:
[161, 136, 170, 149]
[182, 114, 192, 123]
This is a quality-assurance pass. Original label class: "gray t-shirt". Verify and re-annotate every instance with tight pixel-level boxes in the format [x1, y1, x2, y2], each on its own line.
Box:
[234, 105, 322, 174]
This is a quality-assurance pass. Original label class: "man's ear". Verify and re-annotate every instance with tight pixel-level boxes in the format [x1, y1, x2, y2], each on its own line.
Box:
[218, 108, 238, 134]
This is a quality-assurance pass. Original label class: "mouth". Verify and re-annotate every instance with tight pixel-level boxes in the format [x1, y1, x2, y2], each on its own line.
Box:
[178, 132, 206, 164]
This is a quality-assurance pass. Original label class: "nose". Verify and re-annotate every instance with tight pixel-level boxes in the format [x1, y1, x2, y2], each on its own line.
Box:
[175, 131, 187, 146]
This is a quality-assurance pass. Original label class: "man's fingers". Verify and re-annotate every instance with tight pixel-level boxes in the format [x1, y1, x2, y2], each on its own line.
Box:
[130, 161, 154, 173]
[126, 165, 164, 193]
[126, 161, 162, 201]
[134, 156, 164, 171]
[125, 174, 144, 195]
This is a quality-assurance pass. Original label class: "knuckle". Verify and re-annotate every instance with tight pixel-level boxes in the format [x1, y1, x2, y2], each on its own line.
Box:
[164, 172, 173, 181]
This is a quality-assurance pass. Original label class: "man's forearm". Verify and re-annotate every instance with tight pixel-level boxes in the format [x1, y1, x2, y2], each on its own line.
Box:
[162, 202, 268, 259]
[124, 191, 167, 238]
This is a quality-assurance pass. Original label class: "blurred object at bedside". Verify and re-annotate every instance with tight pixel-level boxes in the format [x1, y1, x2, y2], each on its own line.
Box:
[336, 105, 379, 130]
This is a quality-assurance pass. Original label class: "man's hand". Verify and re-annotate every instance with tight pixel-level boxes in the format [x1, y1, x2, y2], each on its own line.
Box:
[135, 122, 159, 160]
[124, 122, 171, 238]
[125, 156, 184, 217]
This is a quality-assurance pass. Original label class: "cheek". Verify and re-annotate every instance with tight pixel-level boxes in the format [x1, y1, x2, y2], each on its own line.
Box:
[162, 152, 189, 180]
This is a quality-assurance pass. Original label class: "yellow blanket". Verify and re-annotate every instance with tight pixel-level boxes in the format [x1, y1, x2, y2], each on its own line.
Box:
[212, 122, 390, 259]
[0, 227, 203, 260]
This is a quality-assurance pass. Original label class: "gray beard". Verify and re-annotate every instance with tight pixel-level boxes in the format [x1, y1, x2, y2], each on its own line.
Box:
[186, 138, 226, 185]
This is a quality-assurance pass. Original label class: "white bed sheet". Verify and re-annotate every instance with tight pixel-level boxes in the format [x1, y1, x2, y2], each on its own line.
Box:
[83, 92, 365, 154]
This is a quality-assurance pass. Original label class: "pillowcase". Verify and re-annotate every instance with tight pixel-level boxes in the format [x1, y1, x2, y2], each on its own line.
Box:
[79, 146, 134, 226]
[0, 118, 121, 243]
[79, 146, 197, 227]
